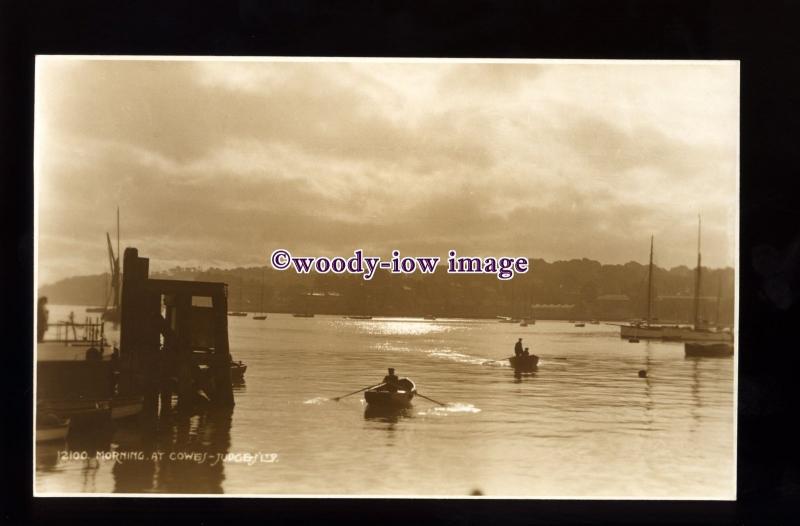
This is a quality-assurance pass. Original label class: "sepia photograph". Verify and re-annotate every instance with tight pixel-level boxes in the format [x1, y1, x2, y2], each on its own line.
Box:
[33, 57, 738, 498]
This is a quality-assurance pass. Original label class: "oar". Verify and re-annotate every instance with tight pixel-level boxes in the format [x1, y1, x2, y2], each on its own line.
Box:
[416, 392, 447, 406]
[331, 382, 386, 402]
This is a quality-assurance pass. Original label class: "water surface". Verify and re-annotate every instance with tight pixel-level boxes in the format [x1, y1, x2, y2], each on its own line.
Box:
[36, 306, 735, 497]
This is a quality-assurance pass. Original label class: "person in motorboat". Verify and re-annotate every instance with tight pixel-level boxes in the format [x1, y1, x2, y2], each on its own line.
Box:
[514, 338, 524, 357]
[382, 368, 400, 392]
[523, 347, 530, 356]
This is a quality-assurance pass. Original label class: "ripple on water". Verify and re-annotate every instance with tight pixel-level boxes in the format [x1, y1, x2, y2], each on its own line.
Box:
[417, 402, 482, 416]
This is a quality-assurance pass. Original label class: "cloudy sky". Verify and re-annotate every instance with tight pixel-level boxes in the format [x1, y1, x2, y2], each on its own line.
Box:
[35, 58, 738, 285]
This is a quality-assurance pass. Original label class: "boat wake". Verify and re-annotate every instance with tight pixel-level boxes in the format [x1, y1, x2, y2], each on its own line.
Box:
[303, 397, 331, 405]
[417, 402, 481, 416]
[423, 348, 494, 366]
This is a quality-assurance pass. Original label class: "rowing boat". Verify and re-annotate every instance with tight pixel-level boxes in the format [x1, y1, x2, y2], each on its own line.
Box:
[509, 354, 539, 371]
[364, 378, 416, 408]
[36, 413, 70, 442]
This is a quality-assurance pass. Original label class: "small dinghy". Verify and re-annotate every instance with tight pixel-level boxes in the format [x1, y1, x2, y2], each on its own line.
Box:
[509, 354, 540, 371]
[364, 378, 416, 408]
[230, 360, 247, 382]
[36, 413, 70, 443]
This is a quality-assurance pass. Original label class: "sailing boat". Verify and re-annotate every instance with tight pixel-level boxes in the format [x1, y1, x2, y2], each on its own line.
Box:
[87, 209, 121, 320]
[253, 269, 267, 320]
[228, 277, 248, 316]
[619, 235, 663, 339]
[498, 281, 520, 323]
[662, 216, 733, 343]
[292, 285, 315, 317]
[100, 208, 121, 324]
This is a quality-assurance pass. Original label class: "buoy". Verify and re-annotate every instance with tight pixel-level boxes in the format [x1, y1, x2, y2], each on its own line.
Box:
[638, 370, 647, 378]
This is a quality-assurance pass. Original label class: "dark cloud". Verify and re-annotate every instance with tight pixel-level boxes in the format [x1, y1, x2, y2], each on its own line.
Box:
[35, 59, 738, 284]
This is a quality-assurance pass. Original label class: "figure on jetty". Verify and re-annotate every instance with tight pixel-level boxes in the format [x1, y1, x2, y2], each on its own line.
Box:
[37, 297, 49, 342]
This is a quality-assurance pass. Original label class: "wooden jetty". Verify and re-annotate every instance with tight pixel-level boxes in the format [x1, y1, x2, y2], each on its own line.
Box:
[120, 248, 236, 416]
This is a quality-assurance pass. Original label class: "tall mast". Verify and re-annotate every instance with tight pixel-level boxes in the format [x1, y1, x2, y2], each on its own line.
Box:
[693, 215, 702, 329]
[260, 268, 265, 314]
[116, 206, 120, 310]
[646, 235, 654, 325]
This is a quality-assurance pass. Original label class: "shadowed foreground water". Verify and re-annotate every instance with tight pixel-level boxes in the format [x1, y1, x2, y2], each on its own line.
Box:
[36, 307, 735, 497]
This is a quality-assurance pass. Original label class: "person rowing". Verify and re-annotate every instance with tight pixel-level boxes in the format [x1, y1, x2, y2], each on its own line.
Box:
[381, 367, 400, 393]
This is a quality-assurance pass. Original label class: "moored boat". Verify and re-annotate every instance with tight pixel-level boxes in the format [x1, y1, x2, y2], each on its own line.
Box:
[293, 313, 315, 318]
[227, 311, 248, 317]
[684, 341, 734, 357]
[230, 360, 247, 382]
[111, 395, 144, 420]
[39, 398, 112, 423]
[347, 315, 373, 320]
[364, 378, 416, 408]
[509, 354, 540, 371]
[36, 413, 71, 443]
[662, 326, 733, 343]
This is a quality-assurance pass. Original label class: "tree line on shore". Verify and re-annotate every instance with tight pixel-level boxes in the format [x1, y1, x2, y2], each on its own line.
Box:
[39, 257, 735, 322]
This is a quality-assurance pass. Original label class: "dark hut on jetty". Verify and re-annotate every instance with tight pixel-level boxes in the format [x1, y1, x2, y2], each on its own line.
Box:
[37, 248, 239, 430]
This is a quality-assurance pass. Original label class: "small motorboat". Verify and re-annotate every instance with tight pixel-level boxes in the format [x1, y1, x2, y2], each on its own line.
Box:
[364, 378, 416, 408]
[574, 322, 585, 327]
[230, 360, 247, 382]
[509, 354, 540, 371]
[36, 413, 70, 443]
[685, 342, 733, 357]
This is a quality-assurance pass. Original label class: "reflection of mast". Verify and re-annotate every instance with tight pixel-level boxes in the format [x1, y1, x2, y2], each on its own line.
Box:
[689, 355, 701, 432]
[646, 235, 654, 325]
[693, 215, 702, 329]
[715, 273, 723, 328]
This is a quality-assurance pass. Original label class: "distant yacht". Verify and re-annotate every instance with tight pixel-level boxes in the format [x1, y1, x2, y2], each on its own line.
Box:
[659, 217, 732, 343]
[619, 235, 665, 340]
[253, 269, 267, 320]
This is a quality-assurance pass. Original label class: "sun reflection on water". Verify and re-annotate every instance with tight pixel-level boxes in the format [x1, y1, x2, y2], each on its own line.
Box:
[354, 320, 452, 336]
